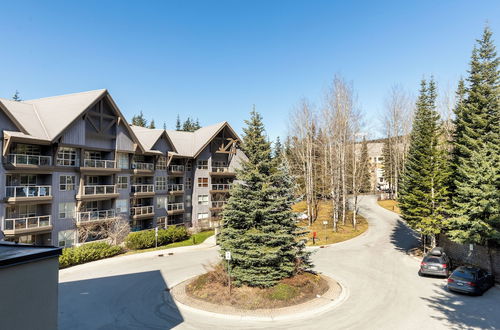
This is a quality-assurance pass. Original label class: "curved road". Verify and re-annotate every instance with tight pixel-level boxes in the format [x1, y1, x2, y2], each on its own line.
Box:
[59, 195, 500, 329]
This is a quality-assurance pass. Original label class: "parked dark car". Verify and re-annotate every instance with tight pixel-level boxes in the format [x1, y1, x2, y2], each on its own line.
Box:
[447, 266, 495, 296]
[419, 247, 451, 277]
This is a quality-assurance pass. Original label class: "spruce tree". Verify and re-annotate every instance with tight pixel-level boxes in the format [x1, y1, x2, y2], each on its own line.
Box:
[163, 122, 167, 130]
[359, 137, 372, 193]
[273, 136, 283, 159]
[149, 119, 156, 129]
[176, 115, 181, 131]
[12, 90, 21, 101]
[218, 110, 311, 287]
[448, 27, 500, 245]
[398, 78, 450, 247]
[132, 111, 148, 127]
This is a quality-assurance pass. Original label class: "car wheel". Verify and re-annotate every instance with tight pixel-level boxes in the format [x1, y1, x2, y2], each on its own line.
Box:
[418, 270, 423, 277]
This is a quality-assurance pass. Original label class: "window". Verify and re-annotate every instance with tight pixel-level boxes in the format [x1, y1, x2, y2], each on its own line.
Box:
[57, 147, 78, 166]
[117, 176, 128, 189]
[197, 212, 209, 220]
[83, 201, 98, 212]
[156, 196, 167, 209]
[118, 153, 129, 169]
[198, 195, 209, 205]
[156, 176, 167, 190]
[116, 199, 129, 213]
[58, 230, 76, 247]
[184, 212, 192, 221]
[85, 151, 102, 160]
[186, 161, 192, 171]
[197, 177, 208, 187]
[87, 176, 99, 185]
[59, 202, 75, 219]
[185, 178, 192, 190]
[7, 204, 36, 218]
[20, 175, 36, 186]
[157, 157, 167, 170]
[60, 175, 76, 191]
[14, 144, 41, 155]
[197, 160, 208, 169]
[185, 194, 192, 207]
[157, 216, 167, 228]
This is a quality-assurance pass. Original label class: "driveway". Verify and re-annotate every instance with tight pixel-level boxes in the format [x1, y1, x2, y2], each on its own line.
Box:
[59, 195, 500, 329]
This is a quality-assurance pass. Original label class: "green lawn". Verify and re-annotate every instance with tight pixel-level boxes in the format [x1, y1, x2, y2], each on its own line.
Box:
[123, 230, 214, 255]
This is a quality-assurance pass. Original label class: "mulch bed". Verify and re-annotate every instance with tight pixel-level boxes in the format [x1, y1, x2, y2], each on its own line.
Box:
[185, 269, 329, 310]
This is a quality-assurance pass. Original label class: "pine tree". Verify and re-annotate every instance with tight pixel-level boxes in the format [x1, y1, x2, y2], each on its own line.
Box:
[359, 137, 372, 193]
[194, 118, 201, 130]
[149, 119, 156, 129]
[12, 90, 21, 101]
[273, 136, 283, 159]
[176, 115, 181, 131]
[182, 117, 193, 131]
[398, 78, 450, 247]
[218, 110, 312, 287]
[131, 111, 148, 127]
[163, 122, 167, 130]
[448, 27, 500, 245]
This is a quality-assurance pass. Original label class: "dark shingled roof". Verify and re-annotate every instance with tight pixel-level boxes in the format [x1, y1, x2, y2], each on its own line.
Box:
[0, 241, 62, 268]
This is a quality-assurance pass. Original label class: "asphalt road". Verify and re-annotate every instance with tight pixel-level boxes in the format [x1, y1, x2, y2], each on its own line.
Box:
[59, 195, 500, 330]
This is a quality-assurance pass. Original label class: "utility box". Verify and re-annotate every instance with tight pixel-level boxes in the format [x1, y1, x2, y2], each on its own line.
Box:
[0, 241, 62, 330]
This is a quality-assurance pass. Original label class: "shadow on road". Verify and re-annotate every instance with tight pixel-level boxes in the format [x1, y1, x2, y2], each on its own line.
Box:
[59, 270, 183, 330]
[390, 219, 420, 253]
[421, 283, 500, 330]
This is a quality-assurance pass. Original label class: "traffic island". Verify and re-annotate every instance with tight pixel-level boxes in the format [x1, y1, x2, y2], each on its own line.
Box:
[170, 271, 344, 321]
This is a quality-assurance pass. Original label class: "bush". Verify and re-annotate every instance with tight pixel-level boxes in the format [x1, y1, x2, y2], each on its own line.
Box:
[59, 242, 122, 268]
[124, 226, 189, 250]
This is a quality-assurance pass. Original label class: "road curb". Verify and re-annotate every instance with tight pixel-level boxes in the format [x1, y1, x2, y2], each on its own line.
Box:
[169, 273, 349, 322]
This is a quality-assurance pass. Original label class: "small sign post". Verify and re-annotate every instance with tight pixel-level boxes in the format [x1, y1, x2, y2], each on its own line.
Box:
[155, 227, 158, 248]
[225, 251, 232, 294]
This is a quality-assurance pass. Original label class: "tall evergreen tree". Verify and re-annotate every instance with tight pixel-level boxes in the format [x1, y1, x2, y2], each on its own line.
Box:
[273, 136, 283, 159]
[359, 137, 372, 193]
[131, 111, 148, 127]
[182, 117, 193, 131]
[163, 122, 167, 130]
[218, 110, 311, 287]
[448, 27, 500, 245]
[194, 118, 201, 130]
[176, 115, 181, 131]
[398, 78, 450, 247]
[12, 90, 21, 101]
[149, 119, 156, 129]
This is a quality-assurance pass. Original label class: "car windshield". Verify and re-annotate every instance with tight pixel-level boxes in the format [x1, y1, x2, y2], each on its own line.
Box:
[452, 269, 475, 281]
[424, 257, 442, 263]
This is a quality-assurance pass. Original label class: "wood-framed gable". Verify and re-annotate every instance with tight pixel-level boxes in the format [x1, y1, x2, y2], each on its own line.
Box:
[193, 122, 241, 159]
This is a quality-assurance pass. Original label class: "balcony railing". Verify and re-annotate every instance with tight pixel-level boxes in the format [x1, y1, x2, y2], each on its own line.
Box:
[7, 154, 52, 166]
[131, 162, 154, 171]
[4, 215, 51, 231]
[77, 210, 116, 224]
[6, 186, 51, 198]
[82, 185, 116, 195]
[211, 166, 233, 173]
[131, 184, 154, 194]
[168, 165, 185, 172]
[211, 201, 227, 208]
[167, 203, 184, 212]
[131, 206, 154, 216]
[211, 184, 233, 191]
[83, 159, 116, 169]
[167, 184, 184, 192]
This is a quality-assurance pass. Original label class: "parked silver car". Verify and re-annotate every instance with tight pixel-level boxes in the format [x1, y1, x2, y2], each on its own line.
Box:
[419, 247, 451, 277]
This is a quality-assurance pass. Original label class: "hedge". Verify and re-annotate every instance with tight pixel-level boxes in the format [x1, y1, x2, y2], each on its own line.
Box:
[124, 226, 189, 250]
[59, 242, 122, 268]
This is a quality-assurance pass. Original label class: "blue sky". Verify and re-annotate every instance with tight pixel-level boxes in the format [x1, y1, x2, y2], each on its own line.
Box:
[0, 1, 498, 140]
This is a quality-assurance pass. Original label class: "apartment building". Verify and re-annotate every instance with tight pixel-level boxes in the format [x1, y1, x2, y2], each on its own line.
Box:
[0, 89, 245, 247]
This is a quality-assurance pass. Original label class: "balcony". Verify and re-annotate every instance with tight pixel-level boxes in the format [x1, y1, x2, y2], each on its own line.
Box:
[210, 184, 233, 193]
[81, 159, 119, 173]
[210, 200, 227, 210]
[168, 165, 184, 176]
[131, 184, 155, 197]
[167, 184, 184, 195]
[210, 166, 236, 177]
[131, 162, 154, 174]
[3, 215, 52, 235]
[5, 186, 52, 203]
[167, 202, 184, 215]
[77, 185, 119, 200]
[76, 209, 116, 225]
[6, 154, 52, 168]
[130, 205, 154, 219]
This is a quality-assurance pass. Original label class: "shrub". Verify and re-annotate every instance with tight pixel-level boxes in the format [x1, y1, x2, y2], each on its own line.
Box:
[124, 226, 189, 250]
[59, 242, 122, 268]
[267, 283, 299, 301]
